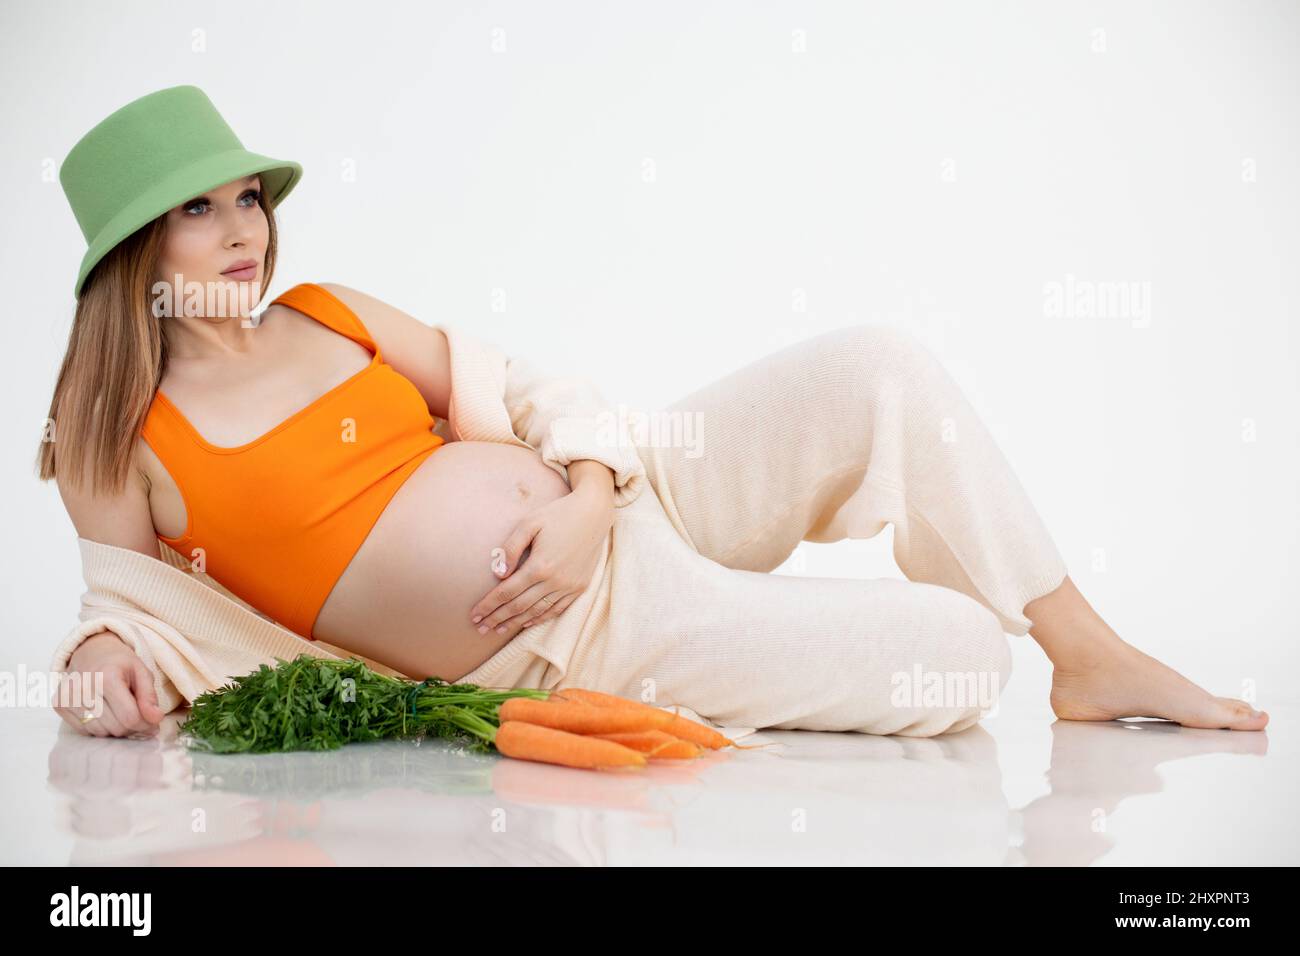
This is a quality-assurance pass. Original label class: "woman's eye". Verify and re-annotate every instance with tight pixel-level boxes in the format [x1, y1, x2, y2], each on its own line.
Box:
[183, 189, 261, 215]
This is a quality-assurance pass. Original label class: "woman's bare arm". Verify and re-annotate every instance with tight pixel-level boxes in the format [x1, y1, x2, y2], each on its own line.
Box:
[52, 442, 170, 736]
[55, 440, 162, 559]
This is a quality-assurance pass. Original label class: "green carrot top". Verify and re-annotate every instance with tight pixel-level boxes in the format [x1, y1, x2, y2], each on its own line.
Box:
[178, 654, 549, 755]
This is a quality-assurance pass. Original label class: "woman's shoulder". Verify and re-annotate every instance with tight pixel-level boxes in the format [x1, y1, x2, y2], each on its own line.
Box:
[313, 282, 380, 331]
[313, 282, 453, 421]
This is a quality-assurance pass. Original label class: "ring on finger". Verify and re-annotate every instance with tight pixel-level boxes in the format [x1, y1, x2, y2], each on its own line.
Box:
[523, 594, 561, 628]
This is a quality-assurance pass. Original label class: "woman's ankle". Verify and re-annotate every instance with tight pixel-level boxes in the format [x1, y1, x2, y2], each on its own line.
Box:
[1025, 575, 1125, 667]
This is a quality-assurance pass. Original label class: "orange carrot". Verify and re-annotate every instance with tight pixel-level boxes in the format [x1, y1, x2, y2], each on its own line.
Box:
[659, 712, 734, 750]
[649, 738, 704, 759]
[592, 729, 703, 760]
[549, 687, 660, 711]
[548, 687, 734, 750]
[493, 720, 646, 770]
[586, 729, 668, 752]
[499, 696, 672, 734]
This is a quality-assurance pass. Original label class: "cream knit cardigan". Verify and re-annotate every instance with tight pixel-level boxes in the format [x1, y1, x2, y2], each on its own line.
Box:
[48, 322, 648, 715]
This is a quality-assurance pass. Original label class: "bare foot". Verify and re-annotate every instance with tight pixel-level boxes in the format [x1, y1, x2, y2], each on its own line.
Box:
[1049, 637, 1269, 731]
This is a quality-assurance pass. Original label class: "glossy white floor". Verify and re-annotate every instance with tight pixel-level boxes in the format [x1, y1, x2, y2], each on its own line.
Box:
[3, 645, 1295, 867]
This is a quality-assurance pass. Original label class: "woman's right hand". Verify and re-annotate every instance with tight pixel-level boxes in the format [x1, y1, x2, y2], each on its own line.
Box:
[54, 632, 168, 738]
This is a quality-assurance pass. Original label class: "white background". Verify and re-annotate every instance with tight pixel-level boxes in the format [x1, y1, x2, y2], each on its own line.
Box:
[4, 1, 1298, 708]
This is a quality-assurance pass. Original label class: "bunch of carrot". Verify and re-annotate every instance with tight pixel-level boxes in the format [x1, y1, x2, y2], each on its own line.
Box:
[178, 653, 743, 771]
[493, 687, 741, 771]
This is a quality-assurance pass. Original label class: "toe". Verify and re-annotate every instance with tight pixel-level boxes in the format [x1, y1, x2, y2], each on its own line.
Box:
[1215, 698, 1269, 731]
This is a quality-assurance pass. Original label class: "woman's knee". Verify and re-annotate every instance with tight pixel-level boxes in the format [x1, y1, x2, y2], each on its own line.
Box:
[887, 586, 1011, 736]
[817, 323, 944, 402]
[844, 323, 934, 367]
[932, 587, 1012, 684]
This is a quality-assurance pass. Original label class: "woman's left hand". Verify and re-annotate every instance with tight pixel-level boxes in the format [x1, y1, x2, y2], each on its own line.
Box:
[469, 482, 614, 639]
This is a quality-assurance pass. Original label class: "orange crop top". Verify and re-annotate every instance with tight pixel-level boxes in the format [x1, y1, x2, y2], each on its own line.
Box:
[140, 282, 445, 640]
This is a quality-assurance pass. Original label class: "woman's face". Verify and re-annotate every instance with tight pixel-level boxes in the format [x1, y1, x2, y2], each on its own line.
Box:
[155, 173, 267, 312]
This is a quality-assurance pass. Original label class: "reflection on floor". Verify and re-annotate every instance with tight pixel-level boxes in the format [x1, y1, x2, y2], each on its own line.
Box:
[4, 694, 1295, 866]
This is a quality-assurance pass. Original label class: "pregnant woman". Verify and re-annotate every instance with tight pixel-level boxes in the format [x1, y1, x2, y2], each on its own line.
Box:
[41, 86, 1267, 739]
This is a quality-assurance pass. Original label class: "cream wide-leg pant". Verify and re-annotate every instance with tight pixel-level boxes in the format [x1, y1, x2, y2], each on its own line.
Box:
[456, 324, 1070, 737]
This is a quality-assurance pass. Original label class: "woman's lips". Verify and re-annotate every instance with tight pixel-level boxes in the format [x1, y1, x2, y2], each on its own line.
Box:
[222, 265, 258, 280]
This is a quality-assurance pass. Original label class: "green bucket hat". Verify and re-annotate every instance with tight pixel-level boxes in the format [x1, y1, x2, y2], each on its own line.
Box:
[59, 84, 303, 299]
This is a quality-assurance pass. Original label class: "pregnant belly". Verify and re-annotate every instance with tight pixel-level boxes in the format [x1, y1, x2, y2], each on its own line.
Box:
[311, 440, 574, 682]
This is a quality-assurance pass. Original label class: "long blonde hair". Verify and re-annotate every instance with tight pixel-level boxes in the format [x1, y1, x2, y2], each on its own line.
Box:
[34, 189, 282, 495]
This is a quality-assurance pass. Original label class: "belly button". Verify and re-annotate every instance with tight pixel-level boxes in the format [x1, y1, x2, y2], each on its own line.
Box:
[515, 481, 531, 501]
